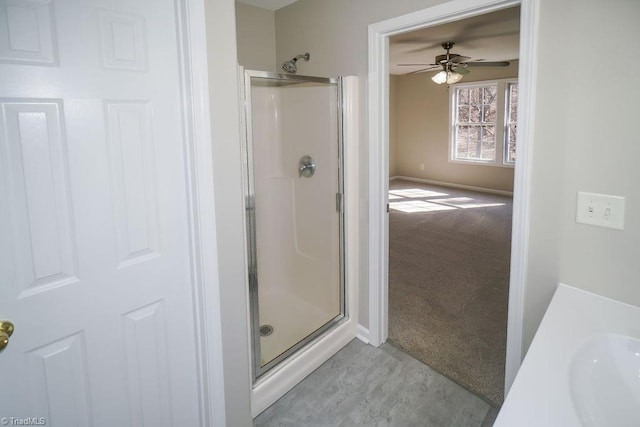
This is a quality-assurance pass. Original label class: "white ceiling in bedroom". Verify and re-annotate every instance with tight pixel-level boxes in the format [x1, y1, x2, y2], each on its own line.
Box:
[390, 6, 521, 75]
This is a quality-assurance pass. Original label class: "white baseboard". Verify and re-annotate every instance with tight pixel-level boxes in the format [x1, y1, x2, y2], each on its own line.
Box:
[391, 175, 513, 197]
[356, 324, 370, 344]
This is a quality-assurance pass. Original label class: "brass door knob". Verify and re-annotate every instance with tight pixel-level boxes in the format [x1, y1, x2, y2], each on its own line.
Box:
[0, 321, 14, 353]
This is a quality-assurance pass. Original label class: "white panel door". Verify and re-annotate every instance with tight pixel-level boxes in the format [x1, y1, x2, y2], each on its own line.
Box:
[0, 0, 202, 426]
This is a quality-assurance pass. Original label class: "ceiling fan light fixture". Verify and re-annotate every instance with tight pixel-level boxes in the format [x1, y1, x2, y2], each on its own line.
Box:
[431, 70, 463, 84]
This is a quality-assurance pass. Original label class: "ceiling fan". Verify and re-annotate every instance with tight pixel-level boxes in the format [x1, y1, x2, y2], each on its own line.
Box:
[398, 41, 510, 84]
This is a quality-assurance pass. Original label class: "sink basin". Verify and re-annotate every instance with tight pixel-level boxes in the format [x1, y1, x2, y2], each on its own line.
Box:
[569, 333, 640, 427]
[495, 285, 640, 426]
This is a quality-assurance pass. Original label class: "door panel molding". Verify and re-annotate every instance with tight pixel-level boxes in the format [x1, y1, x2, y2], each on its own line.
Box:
[0, 99, 79, 297]
[26, 332, 92, 426]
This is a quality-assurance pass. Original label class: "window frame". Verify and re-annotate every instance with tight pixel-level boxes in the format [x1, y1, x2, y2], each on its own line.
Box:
[448, 78, 518, 168]
[503, 80, 518, 165]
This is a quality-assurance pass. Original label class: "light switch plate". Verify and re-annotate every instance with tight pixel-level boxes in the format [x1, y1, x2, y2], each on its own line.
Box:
[576, 191, 625, 230]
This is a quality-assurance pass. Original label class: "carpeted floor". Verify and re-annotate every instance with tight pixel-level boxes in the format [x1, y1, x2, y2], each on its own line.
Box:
[388, 179, 512, 406]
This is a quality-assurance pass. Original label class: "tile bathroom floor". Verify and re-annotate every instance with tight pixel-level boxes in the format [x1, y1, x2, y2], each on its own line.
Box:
[254, 339, 499, 426]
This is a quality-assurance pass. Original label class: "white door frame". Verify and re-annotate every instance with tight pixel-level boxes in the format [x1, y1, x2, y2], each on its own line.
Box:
[367, 0, 539, 392]
[175, 0, 227, 425]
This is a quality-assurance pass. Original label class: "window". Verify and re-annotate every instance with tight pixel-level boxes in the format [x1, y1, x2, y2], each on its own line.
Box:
[505, 82, 518, 164]
[450, 79, 517, 166]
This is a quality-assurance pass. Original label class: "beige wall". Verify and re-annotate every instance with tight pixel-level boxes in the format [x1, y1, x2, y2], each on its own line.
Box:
[235, 2, 277, 71]
[391, 62, 518, 192]
[275, 0, 640, 354]
[523, 0, 640, 347]
[206, 0, 252, 425]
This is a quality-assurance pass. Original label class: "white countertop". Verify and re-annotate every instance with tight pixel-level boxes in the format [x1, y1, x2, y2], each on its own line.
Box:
[495, 283, 640, 427]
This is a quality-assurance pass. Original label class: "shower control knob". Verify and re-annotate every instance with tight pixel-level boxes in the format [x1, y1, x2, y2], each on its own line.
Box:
[299, 155, 316, 178]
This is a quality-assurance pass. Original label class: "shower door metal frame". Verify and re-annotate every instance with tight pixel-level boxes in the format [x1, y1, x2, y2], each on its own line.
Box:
[241, 69, 346, 383]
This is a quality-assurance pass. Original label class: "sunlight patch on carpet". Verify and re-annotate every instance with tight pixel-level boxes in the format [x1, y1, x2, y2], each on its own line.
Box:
[431, 197, 506, 209]
[389, 188, 449, 198]
[389, 200, 456, 213]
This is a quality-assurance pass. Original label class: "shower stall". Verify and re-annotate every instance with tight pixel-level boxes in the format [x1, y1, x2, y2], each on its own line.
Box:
[241, 70, 346, 384]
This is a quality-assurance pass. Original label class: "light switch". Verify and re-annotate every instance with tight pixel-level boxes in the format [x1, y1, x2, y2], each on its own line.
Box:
[576, 192, 625, 230]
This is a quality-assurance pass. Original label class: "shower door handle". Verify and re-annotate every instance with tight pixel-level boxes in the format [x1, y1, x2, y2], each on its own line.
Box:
[299, 155, 316, 178]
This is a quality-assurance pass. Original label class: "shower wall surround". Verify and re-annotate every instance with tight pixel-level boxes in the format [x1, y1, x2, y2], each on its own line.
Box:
[250, 76, 342, 369]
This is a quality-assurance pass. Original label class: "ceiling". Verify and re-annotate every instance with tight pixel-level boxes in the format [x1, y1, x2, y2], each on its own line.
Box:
[237, 0, 299, 11]
[389, 6, 520, 75]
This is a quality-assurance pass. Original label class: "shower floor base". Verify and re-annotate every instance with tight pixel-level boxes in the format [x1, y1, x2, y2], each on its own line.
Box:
[259, 291, 336, 366]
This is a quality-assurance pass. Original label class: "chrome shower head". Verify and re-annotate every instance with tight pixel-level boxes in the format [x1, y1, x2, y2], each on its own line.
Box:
[282, 59, 298, 74]
[282, 53, 310, 74]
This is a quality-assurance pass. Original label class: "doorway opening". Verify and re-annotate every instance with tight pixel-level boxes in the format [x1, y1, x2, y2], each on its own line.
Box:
[367, 0, 539, 397]
[386, 7, 520, 405]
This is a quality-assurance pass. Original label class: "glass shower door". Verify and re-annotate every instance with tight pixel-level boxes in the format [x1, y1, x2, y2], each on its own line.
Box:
[243, 71, 344, 380]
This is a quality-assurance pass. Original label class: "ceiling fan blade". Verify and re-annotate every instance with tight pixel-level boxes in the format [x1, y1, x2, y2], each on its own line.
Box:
[448, 55, 471, 64]
[406, 67, 440, 75]
[465, 61, 510, 67]
[451, 66, 470, 75]
[397, 63, 438, 66]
